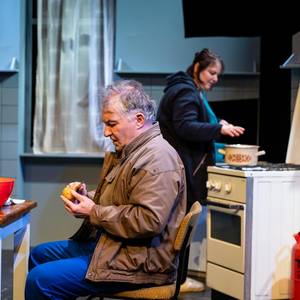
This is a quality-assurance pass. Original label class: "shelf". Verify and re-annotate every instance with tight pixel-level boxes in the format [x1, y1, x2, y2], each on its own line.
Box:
[222, 72, 260, 76]
[0, 69, 19, 73]
[115, 70, 171, 75]
[20, 152, 105, 162]
[115, 70, 260, 76]
[280, 53, 300, 69]
[280, 64, 300, 69]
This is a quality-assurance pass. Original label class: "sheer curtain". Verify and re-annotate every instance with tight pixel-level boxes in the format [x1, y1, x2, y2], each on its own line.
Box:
[33, 0, 114, 154]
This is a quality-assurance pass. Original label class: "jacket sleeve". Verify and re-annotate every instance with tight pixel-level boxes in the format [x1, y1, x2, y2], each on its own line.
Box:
[89, 166, 185, 239]
[172, 88, 222, 142]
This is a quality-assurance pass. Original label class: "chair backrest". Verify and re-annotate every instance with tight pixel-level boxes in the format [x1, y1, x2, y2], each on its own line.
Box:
[172, 201, 202, 298]
[86, 202, 202, 300]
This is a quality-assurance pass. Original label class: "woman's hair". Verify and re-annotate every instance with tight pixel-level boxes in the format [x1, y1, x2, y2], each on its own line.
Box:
[102, 80, 156, 121]
[186, 48, 225, 79]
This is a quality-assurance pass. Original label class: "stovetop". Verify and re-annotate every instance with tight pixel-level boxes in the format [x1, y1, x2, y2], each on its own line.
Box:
[217, 163, 300, 171]
[208, 163, 300, 177]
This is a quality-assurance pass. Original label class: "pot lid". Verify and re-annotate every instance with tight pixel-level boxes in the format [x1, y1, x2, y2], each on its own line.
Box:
[226, 144, 259, 149]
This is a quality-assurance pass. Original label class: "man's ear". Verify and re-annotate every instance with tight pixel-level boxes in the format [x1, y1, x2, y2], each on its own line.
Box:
[135, 112, 145, 129]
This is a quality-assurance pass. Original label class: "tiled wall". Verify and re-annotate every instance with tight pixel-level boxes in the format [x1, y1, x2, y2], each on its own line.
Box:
[0, 71, 260, 247]
[116, 73, 260, 109]
[115, 73, 259, 273]
[4, 69, 297, 250]
[0, 73, 19, 248]
[0, 73, 19, 194]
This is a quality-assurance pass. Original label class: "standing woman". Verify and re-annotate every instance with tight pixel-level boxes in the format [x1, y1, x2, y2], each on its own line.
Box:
[157, 48, 245, 291]
[157, 48, 244, 209]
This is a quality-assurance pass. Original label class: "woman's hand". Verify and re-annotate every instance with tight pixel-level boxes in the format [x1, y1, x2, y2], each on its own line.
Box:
[221, 123, 245, 137]
[219, 119, 229, 126]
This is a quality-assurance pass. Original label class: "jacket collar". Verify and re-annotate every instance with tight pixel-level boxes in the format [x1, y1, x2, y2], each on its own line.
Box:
[121, 122, 160, 159]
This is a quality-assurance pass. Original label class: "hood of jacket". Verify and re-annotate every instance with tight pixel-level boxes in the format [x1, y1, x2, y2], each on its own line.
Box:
[164, 71, 197, 93]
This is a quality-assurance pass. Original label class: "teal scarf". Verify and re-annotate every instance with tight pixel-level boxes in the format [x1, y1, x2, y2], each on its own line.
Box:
[201, 91, 224, 163]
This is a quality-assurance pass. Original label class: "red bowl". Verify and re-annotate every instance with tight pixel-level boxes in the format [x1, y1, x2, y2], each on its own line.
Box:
[0, 177, 15, 207]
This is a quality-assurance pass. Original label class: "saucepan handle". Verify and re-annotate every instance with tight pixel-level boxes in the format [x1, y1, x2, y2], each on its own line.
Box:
[218, 149, 226, 155]
[256, 150, 266, 156]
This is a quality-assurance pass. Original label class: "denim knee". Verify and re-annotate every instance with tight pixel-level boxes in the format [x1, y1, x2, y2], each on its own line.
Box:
[25, 267, 49, 300]
[28, 244, 43, 270]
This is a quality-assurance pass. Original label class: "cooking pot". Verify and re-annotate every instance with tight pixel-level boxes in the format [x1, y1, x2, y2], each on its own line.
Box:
[218, 144, 266, 166]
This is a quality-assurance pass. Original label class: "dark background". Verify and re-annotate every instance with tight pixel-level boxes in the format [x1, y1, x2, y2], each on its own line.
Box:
[182, 1, 300, 162]
[210, 99, 258, 146]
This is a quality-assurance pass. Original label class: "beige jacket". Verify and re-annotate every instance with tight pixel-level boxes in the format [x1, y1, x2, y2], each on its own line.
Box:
[72, 123, 186, 285]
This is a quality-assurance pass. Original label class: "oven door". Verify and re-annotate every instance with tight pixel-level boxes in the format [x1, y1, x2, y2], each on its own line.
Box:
[207, 196, 245, 273]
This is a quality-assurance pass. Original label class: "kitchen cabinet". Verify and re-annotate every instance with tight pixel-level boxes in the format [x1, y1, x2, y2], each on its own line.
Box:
[281, 32, 300, 69]
[116, 0, 260, 74]
[0, 0, 21, 71]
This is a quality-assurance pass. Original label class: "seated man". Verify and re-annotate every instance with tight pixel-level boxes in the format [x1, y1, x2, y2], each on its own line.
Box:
[25, 80, 187, 300]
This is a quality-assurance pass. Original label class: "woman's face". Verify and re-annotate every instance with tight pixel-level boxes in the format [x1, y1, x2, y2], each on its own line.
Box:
[194, 60, 222, 91]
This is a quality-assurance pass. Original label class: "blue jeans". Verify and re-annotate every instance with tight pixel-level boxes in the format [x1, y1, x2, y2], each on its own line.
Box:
[25, 239, 153, 300]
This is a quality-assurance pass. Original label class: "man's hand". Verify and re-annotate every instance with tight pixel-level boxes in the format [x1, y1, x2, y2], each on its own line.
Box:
[69, 181, 88, 196]
[61, 190, 95, 218]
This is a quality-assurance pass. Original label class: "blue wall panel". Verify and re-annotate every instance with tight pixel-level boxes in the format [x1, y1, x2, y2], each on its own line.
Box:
[116, 0, 260, 74]
[0, 0, 20, 70]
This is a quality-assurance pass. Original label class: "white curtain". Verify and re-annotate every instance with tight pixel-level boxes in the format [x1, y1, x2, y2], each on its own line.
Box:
[33, 0, 114, 153]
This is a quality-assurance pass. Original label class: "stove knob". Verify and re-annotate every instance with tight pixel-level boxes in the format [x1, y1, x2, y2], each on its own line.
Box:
[206, 181, 213, 190]
[214, 181, 222, 192]
[224, 183, 232, 194]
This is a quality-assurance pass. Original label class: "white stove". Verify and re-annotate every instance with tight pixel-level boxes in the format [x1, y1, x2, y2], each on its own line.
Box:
[206, 163, 300, 299]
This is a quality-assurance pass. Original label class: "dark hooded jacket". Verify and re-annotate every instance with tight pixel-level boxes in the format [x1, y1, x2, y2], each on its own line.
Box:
[157, 71, 222, 208]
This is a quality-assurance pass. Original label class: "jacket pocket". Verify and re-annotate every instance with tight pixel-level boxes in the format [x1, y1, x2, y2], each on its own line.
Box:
[108, 245, 146, 271]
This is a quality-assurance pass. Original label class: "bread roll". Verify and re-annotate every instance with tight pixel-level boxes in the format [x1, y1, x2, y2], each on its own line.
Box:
[62, 182, 81, 201]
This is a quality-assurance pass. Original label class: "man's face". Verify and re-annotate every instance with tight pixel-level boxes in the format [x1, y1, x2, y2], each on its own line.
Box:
[102, 98, 138, 152]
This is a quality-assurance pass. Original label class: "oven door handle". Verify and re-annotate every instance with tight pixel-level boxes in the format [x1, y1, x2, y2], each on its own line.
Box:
[206, 200, 244, 211]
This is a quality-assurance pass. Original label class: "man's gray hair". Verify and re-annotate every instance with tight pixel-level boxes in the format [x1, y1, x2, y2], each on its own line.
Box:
[102, 80, 156, 121]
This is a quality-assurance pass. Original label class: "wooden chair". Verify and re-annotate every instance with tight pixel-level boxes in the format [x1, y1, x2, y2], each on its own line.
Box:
[87, 201, 202, 300]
